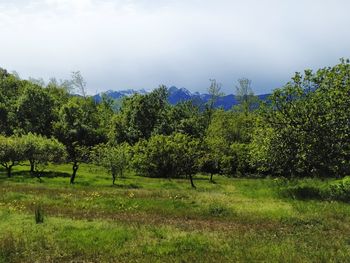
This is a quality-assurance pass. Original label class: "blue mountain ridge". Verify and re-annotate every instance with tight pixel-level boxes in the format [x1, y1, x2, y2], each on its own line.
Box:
[93, 86, 270, 110]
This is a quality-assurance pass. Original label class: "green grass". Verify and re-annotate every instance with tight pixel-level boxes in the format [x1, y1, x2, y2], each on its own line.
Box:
[0, 164, 350, 262]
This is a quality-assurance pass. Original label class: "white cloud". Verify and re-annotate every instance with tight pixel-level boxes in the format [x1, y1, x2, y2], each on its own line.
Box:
[1, 0, 350, 94]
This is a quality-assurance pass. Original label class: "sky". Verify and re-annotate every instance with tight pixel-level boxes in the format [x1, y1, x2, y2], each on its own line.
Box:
[1, 0, 350, 95]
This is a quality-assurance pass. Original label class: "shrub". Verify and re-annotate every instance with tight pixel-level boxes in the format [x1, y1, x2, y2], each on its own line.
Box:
[326, 177, 350, 202]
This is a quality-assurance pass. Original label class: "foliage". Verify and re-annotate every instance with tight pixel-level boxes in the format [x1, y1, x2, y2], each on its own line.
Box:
[281, 177, 350, 202]
[1, 60, 350, 182]
[21, 133, 67, 178]
[91, 143, 131, 184]
[54, 97, 106, 183]
[15, 83, 55, 136]
[132, 133, 201, 187]
[258, 59, 350, 177]
[0, 135, 25, 177]
[132, 135, 175, 179]
[204, 110, 256, 176]
[111, 86, 169, 144]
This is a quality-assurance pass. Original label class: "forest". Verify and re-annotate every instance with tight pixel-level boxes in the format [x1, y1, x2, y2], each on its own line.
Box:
[1, 60, 350, 262]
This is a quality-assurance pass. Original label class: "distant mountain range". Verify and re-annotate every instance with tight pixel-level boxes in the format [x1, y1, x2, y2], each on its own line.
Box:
[93, 86, 270, 110]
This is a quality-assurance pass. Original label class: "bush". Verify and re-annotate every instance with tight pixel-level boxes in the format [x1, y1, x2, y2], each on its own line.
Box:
[326, 177, 350, 202]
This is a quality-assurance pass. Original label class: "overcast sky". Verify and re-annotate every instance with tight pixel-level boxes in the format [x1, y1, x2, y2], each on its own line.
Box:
[1, 0, 350, 94]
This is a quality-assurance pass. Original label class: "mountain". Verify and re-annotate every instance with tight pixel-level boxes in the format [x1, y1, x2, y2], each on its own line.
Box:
[93, 89, 148, 102]
[93, 86, 270, 110]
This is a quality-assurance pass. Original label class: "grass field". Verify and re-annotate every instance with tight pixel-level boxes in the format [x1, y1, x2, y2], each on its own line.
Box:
[0, 164, 350, 262]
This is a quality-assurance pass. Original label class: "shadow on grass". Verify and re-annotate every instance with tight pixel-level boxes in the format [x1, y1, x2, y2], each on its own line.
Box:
[0, 170, 71, 180]
[112, 183, 142, 189]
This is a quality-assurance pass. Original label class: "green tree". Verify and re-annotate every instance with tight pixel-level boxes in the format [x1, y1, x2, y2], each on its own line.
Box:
[170, 133, 201, 188]
[168, 101, 206, 138]
[132, 135, 174, 179]
[258, 59, 350, 177]
[0, 136, 25, 177]
[15, 83, 55, 136]
[111, 86, 169, 144]
[21, 133, 67, 177]
[54, 97, 107, 184]
[204, 110, 255, 176]
[197, 151, 220, 182]
[91, 143, 130, 185]
[132, 133, 201, 188]
[0, 69, 25, 135]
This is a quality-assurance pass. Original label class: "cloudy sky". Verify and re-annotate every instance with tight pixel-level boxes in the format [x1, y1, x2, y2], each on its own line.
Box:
[1, 0, 350, 94]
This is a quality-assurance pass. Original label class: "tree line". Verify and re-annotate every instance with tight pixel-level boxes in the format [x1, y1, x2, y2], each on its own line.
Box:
[1, 60, 350, 187]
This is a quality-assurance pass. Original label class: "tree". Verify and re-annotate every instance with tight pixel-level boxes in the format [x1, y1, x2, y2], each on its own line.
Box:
[171, 133, 201, 188]
[197, 152, 220, 182]
[167, 101, 206, 138]
[257, 59, 350, 177]
[71, 71, 87, 98]
[111, 86, 170, 144]
[205, 79, 224, 128]
[0, 69, 25, 135]
[204, 110, 256, 176]
[21, 133, 67, 178]
[132, 133, 201, 188]
[235, 78, 258, 115]
[54, 97, 107, 184]
[0, 136, 25, 177]
[91, 143, 130, 185]
[132, 135, 174, 179]
[15, 83, 56, 136]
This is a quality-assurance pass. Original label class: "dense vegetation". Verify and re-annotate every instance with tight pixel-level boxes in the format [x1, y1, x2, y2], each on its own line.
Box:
[1, 61, 350, 185]
[0, 61, 350, 262]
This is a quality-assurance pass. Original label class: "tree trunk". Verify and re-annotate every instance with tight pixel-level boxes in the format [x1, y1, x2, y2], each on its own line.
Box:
[112, 173, 116, 185]
[189, 174, 196, 188]
[30, 160, 35, 175]
[7, 164, 13, 178]
[70, 162, 79, 184]
[210, 173, 213, 182]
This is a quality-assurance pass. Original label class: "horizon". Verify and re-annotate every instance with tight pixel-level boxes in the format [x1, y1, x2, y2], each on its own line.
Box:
[1, 0, 350, 94]
[97, 85, 270, 96]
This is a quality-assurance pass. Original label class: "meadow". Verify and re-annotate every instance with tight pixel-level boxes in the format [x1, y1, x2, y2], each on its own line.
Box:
[0, 165, 349, 262]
